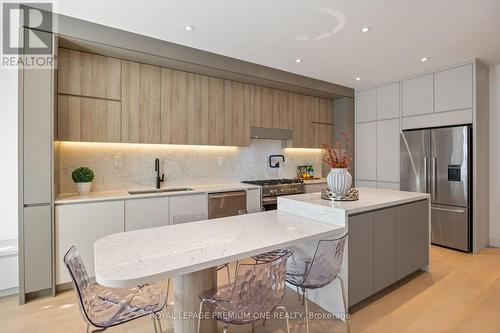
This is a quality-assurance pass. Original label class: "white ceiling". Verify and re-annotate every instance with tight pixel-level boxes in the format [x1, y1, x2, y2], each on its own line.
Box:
[55, 0, 500, 89]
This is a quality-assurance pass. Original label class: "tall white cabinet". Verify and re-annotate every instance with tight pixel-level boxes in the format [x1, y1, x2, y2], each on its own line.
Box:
[355, 83, 401, 190]
[355, 60, 490, 252]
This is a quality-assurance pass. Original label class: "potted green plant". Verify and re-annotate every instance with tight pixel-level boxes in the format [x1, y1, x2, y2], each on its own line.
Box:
[72, 167, 94, 195]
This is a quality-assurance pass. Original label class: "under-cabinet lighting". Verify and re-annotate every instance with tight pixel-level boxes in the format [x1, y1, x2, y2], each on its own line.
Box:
[57, 141, 240, 152]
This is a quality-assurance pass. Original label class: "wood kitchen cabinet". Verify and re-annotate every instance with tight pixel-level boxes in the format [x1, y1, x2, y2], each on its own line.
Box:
[57, 95, 121, 142]
[160, 68, 195, 144]
[195, 75, 226, 146]
[272, 89, 292, 129]
[58, 48, 121, 100]
[250, 86, 274, 129]
[121, 61, 161, 144]
[291, 93, 312, 148]
[224, 80, 251, 146]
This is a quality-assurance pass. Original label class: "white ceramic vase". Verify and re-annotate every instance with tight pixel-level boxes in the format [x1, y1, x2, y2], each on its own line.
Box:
[77, 182, 92, 195]
[327, 168, 352, 195]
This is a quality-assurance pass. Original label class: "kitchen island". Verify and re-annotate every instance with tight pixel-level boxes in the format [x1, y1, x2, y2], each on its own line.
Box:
[94, 187, 430, 332]
[278, 187, 431, 311]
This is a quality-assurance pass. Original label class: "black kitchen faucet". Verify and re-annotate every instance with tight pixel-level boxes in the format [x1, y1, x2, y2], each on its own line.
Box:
[155, 158, 165, 189]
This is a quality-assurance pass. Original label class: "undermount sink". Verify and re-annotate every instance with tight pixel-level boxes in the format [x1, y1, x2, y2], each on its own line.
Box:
[128, 188, 193, 195]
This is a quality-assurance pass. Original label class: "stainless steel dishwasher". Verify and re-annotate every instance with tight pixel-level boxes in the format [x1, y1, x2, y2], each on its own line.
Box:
[208, 191, 247, 219]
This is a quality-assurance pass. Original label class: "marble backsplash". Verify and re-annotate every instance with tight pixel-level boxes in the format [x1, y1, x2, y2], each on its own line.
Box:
[59, 139, 323, 193]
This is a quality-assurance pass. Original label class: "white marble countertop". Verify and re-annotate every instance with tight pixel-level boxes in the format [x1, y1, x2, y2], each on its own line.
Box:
[55, 183, 260, 205]
[94, 210, 345, 288]
[279, 187, 429, 216]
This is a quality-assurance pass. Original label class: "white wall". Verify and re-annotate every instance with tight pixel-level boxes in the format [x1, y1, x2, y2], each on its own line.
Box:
[490, 64, 500, 247]
[0, 68, 18, 241]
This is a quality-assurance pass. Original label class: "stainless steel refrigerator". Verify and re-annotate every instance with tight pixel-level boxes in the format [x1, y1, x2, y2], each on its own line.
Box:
[400, 125, 472, 252]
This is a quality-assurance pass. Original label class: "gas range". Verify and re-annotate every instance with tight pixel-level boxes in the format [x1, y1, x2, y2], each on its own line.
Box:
[242, 179, 305, 210]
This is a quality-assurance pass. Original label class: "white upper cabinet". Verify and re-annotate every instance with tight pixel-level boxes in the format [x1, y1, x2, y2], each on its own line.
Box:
[125, 197, 169, 231]
[356, 88, 377, 123]
[402, 74, 433, 117]
[356, 122, 377, 180]
[376, 82, 400, 120]
[376, 119, 400, 182]
[434, 64, 473, 112]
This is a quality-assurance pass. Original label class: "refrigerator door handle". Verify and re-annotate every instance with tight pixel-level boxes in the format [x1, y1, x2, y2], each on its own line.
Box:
[432, 156, 437, 200]
[423, 157, 428, 193]
[431, 207, 466, 214]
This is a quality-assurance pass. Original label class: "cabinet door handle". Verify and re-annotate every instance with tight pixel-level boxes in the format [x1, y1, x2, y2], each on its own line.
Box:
[432, 156, 437, 200]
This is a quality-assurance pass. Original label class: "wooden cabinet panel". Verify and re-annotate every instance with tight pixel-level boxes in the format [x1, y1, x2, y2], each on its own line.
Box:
[24, 205, 52, 293]
[224, 81, 251, 146]
[272, 89, 291, 129]
[373, 208, 396, 292]
[356, 88, 376, 123]
[311, 123, 333, 148]
[122, 61, 161, 144]
[291, 93, 312, 148]
[376, 82, 400, 120]
[395, 204, 416, 280]
[311, 98, 333, 124]
[125, 197, 169, 231]
[160, 68, 195, 144]
[434, 64, 473, 112]
[402, 74, 433, 117]
[376, 119, 400, 182]
[356, 122, 377, 180]
[348, 213, 374, 306]
[192, 75, 225, 145]
[56, 201, 124, 284]
[250, 86, 273, 128]
[58, 95, 121, 142]
[58, 48, 121, 100]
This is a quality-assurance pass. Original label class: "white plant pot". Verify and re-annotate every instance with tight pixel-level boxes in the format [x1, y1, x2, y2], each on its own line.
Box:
[327, 168, 352, 195]
[77, 182, 92, 196]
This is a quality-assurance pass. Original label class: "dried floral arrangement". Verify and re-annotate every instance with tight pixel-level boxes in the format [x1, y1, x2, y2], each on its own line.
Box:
[321, 132, 353, 169]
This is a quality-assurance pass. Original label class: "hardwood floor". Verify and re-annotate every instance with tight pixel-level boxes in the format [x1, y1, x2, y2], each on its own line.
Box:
[1, 246, 500, 333]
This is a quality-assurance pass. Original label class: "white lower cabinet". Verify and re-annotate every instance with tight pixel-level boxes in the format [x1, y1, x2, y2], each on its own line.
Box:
[304, 182, 327, 193]
[56, 201, 125, 285]
[170, 193, 207, 224]
[246, 188, 262, 213]
[125, 197, 169, 231]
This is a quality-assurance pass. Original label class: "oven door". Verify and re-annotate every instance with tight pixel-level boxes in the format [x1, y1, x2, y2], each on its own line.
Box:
[262, 196, 277, 211]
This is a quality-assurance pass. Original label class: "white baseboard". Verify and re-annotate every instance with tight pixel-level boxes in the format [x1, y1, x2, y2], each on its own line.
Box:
[0, 287, 18, 298]
[489, 237, 500, 248]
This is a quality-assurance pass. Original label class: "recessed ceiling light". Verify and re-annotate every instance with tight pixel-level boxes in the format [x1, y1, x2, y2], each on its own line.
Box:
[360, 27, 371, 33]
[184, 25, 195, 31]
[421, 57, 428, 62]
[356, 77, 361, 81]
[295, 58, 303, 63]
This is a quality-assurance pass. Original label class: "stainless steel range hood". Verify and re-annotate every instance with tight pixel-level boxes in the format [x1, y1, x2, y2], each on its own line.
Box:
[250, 127, 293, 140]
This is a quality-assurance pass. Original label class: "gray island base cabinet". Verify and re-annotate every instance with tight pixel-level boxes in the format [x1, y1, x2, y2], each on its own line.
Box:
[348, 199, 430, 306]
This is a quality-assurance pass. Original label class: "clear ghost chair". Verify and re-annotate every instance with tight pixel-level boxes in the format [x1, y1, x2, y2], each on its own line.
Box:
[286, 233, 349, 333]
[197, 251, 291, 333]
[64, 246, 169, 333]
